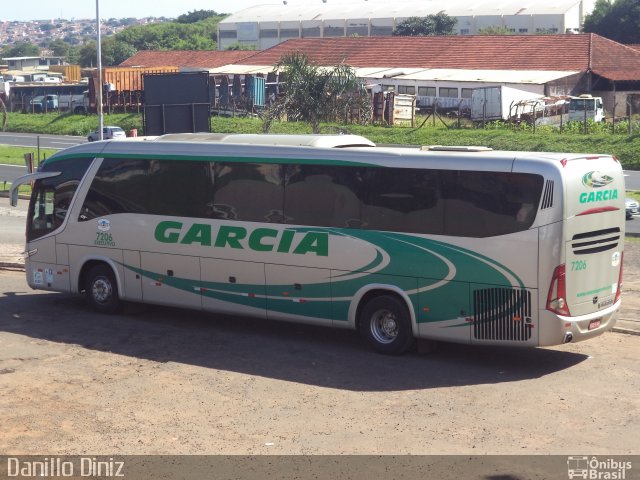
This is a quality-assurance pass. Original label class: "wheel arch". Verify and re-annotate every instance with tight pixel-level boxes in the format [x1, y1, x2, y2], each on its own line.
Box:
[349, 284, 418, 336]
[76, 256, 123, 297]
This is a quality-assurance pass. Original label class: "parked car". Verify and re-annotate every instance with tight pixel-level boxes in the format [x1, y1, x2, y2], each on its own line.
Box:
[626, 197, 639, 219]
[87, 126, 126, 142]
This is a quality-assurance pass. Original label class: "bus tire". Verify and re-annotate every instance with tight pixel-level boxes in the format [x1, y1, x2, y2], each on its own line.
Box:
[85, 264, 121, 314]
[358, 295, 414, 355]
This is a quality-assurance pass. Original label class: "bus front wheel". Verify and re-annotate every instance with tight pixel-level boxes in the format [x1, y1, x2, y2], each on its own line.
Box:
[358, 295, 414, 354]
[85, 264, 121, 314]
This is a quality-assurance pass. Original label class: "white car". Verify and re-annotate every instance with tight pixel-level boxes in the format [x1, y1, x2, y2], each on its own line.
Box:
[87, 126, 126, 142]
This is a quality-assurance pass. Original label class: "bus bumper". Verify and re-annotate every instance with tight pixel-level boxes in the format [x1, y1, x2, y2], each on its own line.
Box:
[539, 301, 620, 346]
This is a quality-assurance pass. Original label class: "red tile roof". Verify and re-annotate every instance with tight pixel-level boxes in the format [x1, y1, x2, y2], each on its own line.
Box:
[590, 36, 640, 81]
[237, 34, 640, 81]
[119, 50, 257, 69]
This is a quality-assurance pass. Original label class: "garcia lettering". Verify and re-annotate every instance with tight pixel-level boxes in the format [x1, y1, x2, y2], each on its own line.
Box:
[579, 189, 618, 204]
[155, 221, 328, 257]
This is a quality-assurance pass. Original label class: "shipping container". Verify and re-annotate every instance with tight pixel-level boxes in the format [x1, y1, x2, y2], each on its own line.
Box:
[49, 65, 81, 82]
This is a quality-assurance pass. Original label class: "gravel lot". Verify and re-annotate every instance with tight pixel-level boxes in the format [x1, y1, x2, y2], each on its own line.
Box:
[1, 262, 639, 455]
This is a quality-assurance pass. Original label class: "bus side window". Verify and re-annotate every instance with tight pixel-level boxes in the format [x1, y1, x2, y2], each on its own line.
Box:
[284, 165, 364, 228]
[31, 188, 55, 233]
[212, 162, 284, 223]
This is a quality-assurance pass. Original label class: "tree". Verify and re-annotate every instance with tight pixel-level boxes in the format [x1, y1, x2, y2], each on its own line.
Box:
[584, 0, 640, 43]
[477, 26, 514, 35]
[393, 13, 457, 36]
[2, 41, 40, 57]
[177, 10, 221, 24]
[49, 38, 70, 57]
[225, 43, 256, 51]
[101, 38, 137, 66]
[78, 41, 97, 67]
[263, 53, 371, 134]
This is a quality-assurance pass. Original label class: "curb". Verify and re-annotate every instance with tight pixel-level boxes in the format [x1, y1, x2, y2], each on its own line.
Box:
[0, 262, 24, 271]
[612, 326, 640, 336]
[0, 191, 31, 200]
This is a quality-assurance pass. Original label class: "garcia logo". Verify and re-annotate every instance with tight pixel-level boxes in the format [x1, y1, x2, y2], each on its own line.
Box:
[567, 456, 632, 479]
[97, 218, 111, 232]
[582, 171, 614, 188]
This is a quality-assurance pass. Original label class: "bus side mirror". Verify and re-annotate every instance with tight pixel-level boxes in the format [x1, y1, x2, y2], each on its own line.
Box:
[10, 185, 19, 207]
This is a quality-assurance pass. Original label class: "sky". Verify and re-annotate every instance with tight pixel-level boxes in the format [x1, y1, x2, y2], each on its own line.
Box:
[2, 0, 279, 21]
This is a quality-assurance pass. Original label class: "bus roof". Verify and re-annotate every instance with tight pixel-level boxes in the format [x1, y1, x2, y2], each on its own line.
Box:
[42, 133, 614, 175]
[153, 133, 376, 148]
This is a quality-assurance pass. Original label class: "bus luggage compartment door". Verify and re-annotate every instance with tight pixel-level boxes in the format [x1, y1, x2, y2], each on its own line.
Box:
[265, 264, 332, 324]
[200, 257, 266, 318]
[140, 252, 201, 310]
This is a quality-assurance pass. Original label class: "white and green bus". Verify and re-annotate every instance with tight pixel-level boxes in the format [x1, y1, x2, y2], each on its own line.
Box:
[10, 133, 625, 354]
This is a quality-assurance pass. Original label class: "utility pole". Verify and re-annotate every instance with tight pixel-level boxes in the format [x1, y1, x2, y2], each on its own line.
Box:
[96, 0, 103, 140]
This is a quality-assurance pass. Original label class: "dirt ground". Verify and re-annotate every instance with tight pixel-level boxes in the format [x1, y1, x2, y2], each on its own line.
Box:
[1, 247, 639, 455]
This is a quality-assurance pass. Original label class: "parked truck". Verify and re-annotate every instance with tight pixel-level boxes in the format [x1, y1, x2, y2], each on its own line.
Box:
[58, 91, 90, 113]
[568, 94, 605, 122]
[28, 92, 90, 114]
[29, 94, 58, 112]
[470, 86, 543, 122]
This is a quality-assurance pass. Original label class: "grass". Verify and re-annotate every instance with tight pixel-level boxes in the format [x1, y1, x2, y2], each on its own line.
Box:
[0, 145, 58, 167]
[628, 191, 640, 202]
[4, 111, 640, 169]
[5, 111, 142, 137]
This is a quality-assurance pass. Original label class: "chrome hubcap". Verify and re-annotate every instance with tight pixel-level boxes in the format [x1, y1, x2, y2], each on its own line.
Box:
[370, 309, 398, 344]
[92, 277, 112, 303]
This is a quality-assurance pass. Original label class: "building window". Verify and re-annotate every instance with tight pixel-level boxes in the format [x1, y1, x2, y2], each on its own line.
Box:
[259, 29, 278, 38]
[323, 26, 344, 37]
[418, 86, 436, 96]
[382, 85, 395, 92]
[280, 28, 300, 39]
[302, 27, 321, 38]
[397, 85, 415, 95]
[219, 30, 237, 39]
[439, 87, 458, 98]
[346, 26, 368, 36]
[518, 28, 528, 33]
[460, 29, 470, 35]
[370, 26, 393, 36]
[461, 88, 473, 99]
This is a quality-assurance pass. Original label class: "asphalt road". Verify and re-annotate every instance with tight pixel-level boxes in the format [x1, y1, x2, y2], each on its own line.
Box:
[0, 131, 85, 150]
[0, 200, 27, 245]
[0, 132, 85, 184]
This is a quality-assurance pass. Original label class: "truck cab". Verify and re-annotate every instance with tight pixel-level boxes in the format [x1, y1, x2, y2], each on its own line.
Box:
[568, 94, 604, 122]
[29, 94, 58, 113]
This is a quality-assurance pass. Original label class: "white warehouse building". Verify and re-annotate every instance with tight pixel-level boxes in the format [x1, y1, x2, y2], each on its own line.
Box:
[218, 0, 596, 50]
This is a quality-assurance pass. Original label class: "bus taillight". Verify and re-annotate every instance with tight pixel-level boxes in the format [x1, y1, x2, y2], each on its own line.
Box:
[547, 264, 571, 316]
[615, 252, 624, 303]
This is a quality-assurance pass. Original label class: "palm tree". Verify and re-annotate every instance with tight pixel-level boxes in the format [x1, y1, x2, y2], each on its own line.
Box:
[263, 52, 371, 134]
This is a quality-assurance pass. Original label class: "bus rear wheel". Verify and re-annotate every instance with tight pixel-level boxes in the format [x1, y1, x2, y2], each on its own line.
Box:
[358, 295, 414, 354]
[85, 264, 121, 314]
